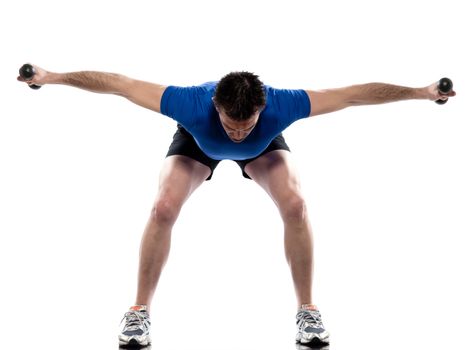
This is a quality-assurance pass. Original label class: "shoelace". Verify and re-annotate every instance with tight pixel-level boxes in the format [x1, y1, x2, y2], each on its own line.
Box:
[297, 310, 324, 329]
[122, 311, 148, 331]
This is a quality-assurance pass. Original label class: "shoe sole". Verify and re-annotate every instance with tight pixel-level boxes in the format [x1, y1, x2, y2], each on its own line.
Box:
[296, 335, 330, 347]
[297, 343, 329, 350]
[119, 338, 151, 348]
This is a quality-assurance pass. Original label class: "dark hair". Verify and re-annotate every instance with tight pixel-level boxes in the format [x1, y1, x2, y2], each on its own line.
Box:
[213, 71, 266, 121]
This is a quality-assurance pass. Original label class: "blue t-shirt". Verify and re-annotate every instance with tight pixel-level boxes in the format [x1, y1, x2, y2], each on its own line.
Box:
[160, 82, 310, 160]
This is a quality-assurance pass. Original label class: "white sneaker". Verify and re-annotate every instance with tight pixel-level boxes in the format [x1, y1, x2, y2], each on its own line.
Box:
[296, 307, 330, 346]
[118, 305, 151, 347]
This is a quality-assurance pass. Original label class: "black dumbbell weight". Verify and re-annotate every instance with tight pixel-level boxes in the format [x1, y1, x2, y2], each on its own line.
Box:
[435, 77, 453, 105]
[19, 64, 41, 90]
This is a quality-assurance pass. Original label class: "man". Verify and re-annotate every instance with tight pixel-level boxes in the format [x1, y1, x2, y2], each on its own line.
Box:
[18, 66, 455, 347]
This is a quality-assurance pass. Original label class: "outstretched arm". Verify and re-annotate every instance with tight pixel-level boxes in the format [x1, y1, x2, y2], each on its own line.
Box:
[17, 65, 167, 113]
[306, 82, 456, 117]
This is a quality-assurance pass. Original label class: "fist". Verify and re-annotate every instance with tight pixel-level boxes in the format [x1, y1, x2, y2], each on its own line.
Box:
[427, 81, 456, 102]
[17, 64, 48, 87]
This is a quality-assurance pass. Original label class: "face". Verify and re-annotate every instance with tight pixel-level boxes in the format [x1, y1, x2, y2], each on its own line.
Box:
[214, 102, 261, 143]
[217, 109, 260, 143]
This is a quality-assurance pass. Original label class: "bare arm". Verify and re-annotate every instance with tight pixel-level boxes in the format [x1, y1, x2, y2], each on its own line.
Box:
[17, 65, 167, 113]
[306, 82, 456, 117]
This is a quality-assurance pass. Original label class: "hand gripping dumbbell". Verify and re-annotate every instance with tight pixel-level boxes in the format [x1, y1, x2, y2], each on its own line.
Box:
[19, 63, 41, 90]
[435, 77, 453, 105]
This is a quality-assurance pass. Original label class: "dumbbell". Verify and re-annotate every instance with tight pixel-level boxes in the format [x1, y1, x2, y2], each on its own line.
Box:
[435, 77, 453, 105]
[19, 63, 41, 90]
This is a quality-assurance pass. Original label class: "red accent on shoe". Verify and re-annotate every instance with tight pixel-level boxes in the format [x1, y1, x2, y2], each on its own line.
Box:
[130, 305, 147, 311]
[301, 304, 318, 311]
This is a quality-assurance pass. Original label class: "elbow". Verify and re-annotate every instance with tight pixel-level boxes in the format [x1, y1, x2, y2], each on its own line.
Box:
[116, 76, 135, 98]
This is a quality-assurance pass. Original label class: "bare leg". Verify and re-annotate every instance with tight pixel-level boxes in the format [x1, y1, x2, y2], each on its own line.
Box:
[135, 156, 211, 312]
[245, 150, 314, 308]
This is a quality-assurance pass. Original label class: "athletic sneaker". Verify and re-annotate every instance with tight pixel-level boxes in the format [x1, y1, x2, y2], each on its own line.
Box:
[118, 305, 151, 347]
[296, 306, 330, 346]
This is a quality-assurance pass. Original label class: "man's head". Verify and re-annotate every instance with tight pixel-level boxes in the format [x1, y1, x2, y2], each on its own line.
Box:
[213, 71, 266, 143]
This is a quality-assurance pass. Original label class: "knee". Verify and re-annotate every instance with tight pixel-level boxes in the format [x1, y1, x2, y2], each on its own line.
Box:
[150, 196, 181, 225]
[279, 194, 308, 223]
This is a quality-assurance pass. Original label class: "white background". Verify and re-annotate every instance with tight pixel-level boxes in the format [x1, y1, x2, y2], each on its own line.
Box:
[1, 1, 467, 349]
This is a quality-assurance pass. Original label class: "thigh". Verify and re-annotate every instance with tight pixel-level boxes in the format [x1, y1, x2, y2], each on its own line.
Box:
[157, 155, 211, 205]
[243, 150, 303, 204]
[235, 133, 290, 179]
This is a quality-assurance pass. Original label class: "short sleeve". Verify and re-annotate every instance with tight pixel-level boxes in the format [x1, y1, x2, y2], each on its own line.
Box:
[267, 87, 311, 129]
[160, 86, 198, 128]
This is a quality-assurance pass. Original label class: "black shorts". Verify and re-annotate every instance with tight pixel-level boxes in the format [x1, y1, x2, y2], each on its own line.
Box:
[166, 124, 291, 180]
